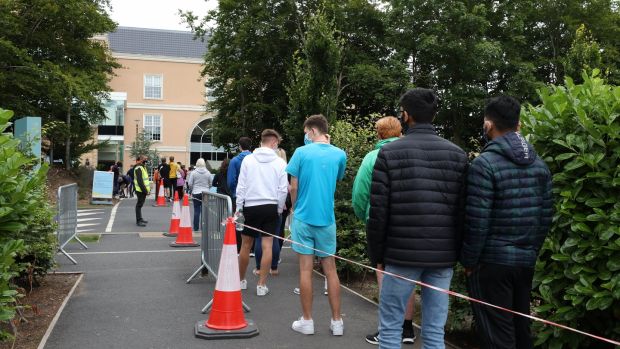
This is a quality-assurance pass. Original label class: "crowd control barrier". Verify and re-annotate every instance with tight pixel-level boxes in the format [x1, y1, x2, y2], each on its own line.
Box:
[57, 183, 87, 264]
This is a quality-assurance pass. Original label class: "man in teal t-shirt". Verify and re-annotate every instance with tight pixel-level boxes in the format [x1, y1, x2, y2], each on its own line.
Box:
[287, 114, 347, 337]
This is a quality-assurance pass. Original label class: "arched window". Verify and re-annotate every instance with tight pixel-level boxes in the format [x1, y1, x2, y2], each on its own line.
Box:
[189, 119, 228, 165]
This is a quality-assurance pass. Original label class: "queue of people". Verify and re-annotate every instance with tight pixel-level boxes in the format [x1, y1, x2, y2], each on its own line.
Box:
[127, 87, 552, 349]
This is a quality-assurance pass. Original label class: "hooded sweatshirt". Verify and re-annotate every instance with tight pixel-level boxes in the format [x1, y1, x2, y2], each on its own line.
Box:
[188, 167, 212, 195]
[227, 150, 251, 197]
[235, 147, 288, 212]
[461, 132, 553, 268]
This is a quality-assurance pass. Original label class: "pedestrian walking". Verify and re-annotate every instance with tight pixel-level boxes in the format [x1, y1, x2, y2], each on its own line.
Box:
[133, 155, 150, 227]
[287, 114, 347, 336]
[187, 158, 212, 232]
[236, 129, 288, 297]
[228, 137, 252, 252]
[367, 88, 468, 349]
[168, 156, 178, 200]
[212, 158, 232, 196]
[158, 158, 170, 200]
[461, 96, 553, 349]
[352, 116, 417, 345]
[253, 147, 289, 276]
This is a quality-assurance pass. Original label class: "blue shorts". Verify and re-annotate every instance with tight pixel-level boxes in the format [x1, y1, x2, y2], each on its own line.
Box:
[290, 217, 336, 257]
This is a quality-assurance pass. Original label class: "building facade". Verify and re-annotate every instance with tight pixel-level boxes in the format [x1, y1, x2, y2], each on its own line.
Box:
[87, 27, 225, 172]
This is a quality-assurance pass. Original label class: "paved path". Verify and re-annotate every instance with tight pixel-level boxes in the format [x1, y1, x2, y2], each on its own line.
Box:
[46, 197, 439, 348]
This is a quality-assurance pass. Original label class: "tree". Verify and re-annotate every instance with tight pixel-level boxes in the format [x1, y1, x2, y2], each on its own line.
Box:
[285, 10, 343, 146]
[182, 0, 299, 150]
[129, 132, 160, 174]
[0, 0, 119, 167]
[563, 25, 603, 83]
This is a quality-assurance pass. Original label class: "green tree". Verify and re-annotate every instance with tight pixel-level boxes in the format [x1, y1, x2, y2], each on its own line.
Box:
[0, 0, 119, 167]
[182, 0, 299, 149]
[563, 25, 603, 83]
[129, 131, 160, 174]
[285, 10, 343, 146]
[521, 71, 620, 348]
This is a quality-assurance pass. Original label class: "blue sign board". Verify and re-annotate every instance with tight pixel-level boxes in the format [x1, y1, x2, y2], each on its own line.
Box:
[92, 171, 114, 200]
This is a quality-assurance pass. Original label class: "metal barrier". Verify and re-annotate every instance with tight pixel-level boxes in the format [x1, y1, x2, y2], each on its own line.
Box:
[57, 183, 88, 264]
[185, 191, 249, 313]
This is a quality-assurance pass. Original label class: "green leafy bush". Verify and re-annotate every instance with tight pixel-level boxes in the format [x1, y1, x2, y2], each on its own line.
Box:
[0, 108, 57, 288]
[330, 117, 375, 277]
[0, 239, 25, 340]
[521, 71, 620, 348]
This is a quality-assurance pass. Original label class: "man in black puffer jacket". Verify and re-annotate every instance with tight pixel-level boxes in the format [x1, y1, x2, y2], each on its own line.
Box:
[461, 96, 553, 349]
[367, 88, 468, 349]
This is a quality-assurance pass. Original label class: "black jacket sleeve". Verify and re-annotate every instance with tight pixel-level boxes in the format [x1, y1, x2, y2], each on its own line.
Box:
[366, 149, 390, 266]
[136, 166, 148, 193]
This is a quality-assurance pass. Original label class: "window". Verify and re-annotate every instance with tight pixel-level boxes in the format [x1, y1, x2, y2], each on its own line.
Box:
[144, 114, 161, 141]
[144, 74, 163, 99]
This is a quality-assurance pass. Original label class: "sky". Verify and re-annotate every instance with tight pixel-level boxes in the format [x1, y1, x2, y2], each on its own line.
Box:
[107, 0, 217, 31]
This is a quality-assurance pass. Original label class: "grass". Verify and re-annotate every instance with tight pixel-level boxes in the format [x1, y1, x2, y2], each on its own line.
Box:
[71, 234, 101, 243]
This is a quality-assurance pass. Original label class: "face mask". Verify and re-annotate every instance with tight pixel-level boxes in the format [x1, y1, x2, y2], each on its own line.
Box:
[304, 133, 313, 145]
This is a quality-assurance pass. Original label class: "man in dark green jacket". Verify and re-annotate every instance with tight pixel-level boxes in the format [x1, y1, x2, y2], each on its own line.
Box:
[461, 96, 553, 349]
[352, 116, 417, 345]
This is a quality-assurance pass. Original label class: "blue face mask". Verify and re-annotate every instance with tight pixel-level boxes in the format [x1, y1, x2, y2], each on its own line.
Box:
[304, 133, 313, 145]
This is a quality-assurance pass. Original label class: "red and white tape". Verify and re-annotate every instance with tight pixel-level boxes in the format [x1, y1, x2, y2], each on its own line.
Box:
[237, 220, 620, 346]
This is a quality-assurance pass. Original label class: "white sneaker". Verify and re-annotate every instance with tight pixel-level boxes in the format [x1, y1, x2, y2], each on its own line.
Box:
[240, 279, 247, 290]
[292, 317, 314, 335]
[293, 287, 300, 295]
[257, 285, 269, 296]
[330, 318, 344, 336]
[249, 252, 255, 257]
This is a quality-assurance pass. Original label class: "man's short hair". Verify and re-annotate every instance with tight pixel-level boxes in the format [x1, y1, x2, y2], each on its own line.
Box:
[169, 156, 175, 161]
[399, 88, 439, 124]
[484, 96, 521, 131]
[261, 129, 282, 143]
[161, 158, 166, 163]
[239, 137, 252, 151]
[375, 116, 402, 139]
[303, 114, 329, 134]
[136, 155, 144, 161]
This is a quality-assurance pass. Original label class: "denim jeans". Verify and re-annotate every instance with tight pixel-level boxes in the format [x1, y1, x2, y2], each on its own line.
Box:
[192, 193, 202, 231]
[379, 264, 453, 349]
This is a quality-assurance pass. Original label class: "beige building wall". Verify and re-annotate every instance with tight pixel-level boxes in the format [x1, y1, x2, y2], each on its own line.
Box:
[109, 57, 208, 168]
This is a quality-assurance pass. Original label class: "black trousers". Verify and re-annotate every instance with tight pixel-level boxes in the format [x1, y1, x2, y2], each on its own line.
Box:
[135, 191, 146, 223]
[467, 263, 534, 349]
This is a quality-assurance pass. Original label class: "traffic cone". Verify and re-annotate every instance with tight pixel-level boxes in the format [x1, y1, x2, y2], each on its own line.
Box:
[163, 191, 180, 237]
[170, 195, 199, 247]
[153, 180, 167, 207]
[195, 217, 259, 340]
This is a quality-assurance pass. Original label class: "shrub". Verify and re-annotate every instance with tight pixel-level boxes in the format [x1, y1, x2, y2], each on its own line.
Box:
[0, 240, 25, 340]
[521, 71, 620, 348]
[330, 117, 376, 278]
[0, 108, 57, 288]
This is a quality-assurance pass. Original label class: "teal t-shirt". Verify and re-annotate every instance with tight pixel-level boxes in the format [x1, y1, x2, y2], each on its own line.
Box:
[286, 143, 347, 226]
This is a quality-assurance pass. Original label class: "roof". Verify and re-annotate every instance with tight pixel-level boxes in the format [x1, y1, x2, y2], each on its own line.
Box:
[107, 27, 207, 59]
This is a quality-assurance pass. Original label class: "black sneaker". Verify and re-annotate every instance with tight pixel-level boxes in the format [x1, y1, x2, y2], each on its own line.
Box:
[136, 221, 147, 227]
[365, 331, 379, 345]
[402, 326, 416, 344]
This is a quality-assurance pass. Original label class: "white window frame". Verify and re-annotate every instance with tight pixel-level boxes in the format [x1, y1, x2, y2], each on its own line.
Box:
[143, 113, 162, 142]
[143, 74, 163, 100]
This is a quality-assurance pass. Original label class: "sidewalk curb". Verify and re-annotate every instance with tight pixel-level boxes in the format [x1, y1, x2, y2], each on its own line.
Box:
[311, 269, 463, 349]
[37, 272, 84, 349]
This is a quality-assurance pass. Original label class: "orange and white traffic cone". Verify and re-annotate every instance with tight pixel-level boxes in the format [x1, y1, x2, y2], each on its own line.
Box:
[154, 179, 167, 207]
[163, 191, 180, 237]
[170, 195, 199, 247]
[195, 217, 258, 339]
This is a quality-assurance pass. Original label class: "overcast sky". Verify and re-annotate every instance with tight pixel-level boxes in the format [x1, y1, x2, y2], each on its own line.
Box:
[107, 0, 217, 31]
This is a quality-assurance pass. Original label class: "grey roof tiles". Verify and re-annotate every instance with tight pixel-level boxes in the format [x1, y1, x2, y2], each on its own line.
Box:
[107, 27, 207, 59]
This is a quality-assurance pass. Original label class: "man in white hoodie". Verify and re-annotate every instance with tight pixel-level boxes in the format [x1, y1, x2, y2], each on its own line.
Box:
[236, 129, 288, 296]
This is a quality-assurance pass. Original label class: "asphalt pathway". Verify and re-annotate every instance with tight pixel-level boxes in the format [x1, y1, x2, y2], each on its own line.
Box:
[47, 196, 440, 349]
